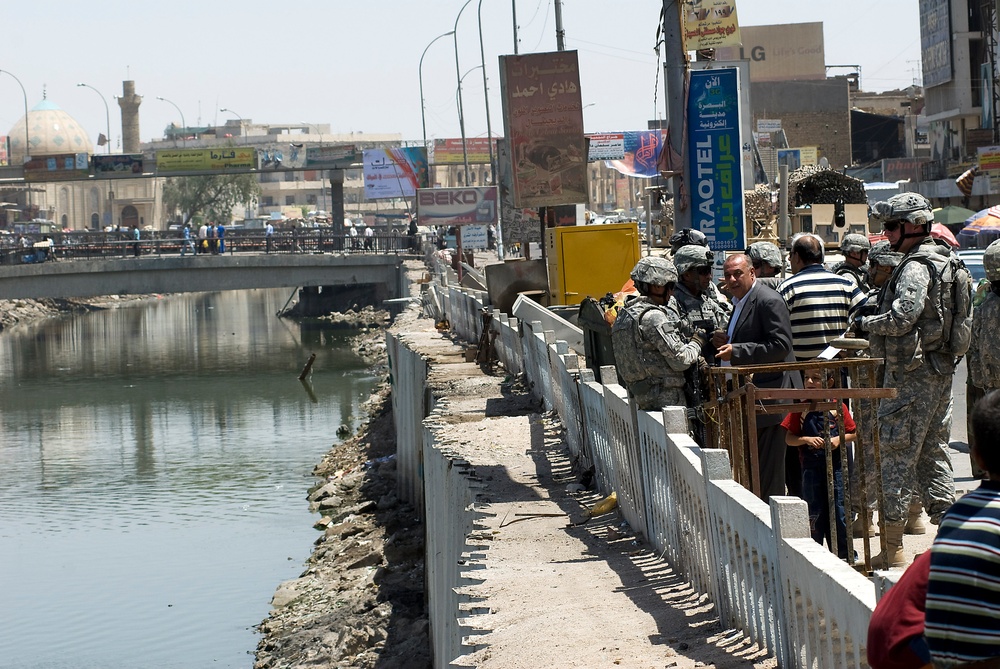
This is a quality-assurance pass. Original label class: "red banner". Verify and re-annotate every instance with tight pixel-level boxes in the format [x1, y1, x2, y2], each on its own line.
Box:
[432, 138, 496, 165]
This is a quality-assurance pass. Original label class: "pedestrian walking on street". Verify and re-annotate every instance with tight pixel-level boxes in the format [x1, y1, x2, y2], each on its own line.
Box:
[181, 223, 195, 256]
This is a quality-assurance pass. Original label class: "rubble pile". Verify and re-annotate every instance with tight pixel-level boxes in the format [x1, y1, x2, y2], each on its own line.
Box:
[254, 379, 430, 669]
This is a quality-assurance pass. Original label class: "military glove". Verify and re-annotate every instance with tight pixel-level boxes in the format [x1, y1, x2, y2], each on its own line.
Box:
[851, 315, 868, 333]
[690, 330, 707, 349]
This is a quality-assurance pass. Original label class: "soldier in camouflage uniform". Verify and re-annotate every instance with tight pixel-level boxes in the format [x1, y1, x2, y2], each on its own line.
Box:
[669, 245, 732, 444]
[745, 241, 784, 290]
[611, 257, 705, 411]
[966, 240, 1000, 479]
[858, 193, 957, 568]
[832, 233, 871, 291]
[669, 244, 732, 342]
[849, 240, 904, 537]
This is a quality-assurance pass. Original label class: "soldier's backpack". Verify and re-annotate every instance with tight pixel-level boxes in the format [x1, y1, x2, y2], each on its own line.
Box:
[890, 246, 973, 358]
[610, 301, 656, 384]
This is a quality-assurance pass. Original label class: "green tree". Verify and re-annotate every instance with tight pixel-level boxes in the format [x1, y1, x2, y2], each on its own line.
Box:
[162, 174, 261, 225]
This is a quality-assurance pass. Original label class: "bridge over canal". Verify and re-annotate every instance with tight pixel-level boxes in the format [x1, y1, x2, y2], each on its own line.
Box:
[0, 253, 408, 308]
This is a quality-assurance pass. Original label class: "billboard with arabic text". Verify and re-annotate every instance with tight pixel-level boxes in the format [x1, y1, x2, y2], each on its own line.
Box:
[362, 147, 428, 200]
[156, 148, 256, 172]
[687, 68, 745, 251]
[499, 50, 588, 207]
[682, 0, 740, 50]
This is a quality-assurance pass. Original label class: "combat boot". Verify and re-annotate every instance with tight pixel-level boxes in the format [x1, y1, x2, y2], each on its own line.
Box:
[904, 501, 926, 535]
[871, 523, 906, 569]
[853, 510, 875, 538]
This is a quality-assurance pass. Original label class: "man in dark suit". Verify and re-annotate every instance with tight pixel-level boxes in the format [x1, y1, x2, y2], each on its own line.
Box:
[713, 253, 797, 501]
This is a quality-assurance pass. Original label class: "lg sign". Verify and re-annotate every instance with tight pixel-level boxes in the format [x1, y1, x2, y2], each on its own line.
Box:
[417, 190, 479, 206]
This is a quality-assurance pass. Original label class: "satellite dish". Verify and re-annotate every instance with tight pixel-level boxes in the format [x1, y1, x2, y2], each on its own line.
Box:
[819, 157, 830, 168]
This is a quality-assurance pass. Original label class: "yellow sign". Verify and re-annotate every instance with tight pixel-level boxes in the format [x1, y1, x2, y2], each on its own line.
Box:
[156, 148, 257, 172]
[797, 146, 819, 166]
[682, 0, 741, 50]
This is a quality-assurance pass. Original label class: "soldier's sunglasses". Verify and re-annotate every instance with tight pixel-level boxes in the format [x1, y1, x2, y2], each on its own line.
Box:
[882, 219, 905, 232]
[695, 266, 712, 275]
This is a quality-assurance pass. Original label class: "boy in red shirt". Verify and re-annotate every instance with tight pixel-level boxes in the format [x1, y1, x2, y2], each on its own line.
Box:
[782, 367, 856, 559]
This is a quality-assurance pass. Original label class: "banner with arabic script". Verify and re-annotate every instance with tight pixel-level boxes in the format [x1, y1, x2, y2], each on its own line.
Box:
[362, 147, 428, 200]
[682, 0, 741, 50]
[155, 148, 256, 173]
[499, 50, 588, 208]
[604, 131, 667, 178]
[687, 68, 745, 251]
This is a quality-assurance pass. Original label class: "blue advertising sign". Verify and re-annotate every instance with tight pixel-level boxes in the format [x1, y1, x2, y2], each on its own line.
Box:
[687, 68, 744, 251]
[920, 0, 952, 88]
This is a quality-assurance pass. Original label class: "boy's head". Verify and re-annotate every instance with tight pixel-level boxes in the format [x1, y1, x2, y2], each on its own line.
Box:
[803, 367, 833, 390]
[971, 390, 1000, 476]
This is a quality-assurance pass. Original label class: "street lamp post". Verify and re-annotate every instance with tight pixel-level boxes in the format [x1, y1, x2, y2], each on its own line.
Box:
[477, 0, 496, 186]
[456, 65, 484, 184]
[220, 108, 247, 145]
[1, 69, 32, 213]
[156, 97, 186, 147]
[77, 83, 111, 154]
[454, 0, 474, 185]
[0, 70, 30, 163]
[419, 30, 455, 153]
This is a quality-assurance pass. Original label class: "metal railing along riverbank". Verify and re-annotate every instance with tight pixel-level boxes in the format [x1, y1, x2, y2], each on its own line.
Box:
[392, 262, 892, 669]
[0, 229, 421, 265]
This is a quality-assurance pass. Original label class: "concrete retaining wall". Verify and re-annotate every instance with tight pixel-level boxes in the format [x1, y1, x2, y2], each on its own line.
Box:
[391, 277, 880, 669]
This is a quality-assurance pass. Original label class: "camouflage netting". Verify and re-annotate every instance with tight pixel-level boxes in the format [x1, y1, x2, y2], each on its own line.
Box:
[744, 184, 775, 224]
[788, 165, 867, 208]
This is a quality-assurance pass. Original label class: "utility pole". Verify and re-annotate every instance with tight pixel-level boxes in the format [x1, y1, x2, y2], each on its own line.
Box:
[554, 0, 565, 51]
[663, 0, 690, 229]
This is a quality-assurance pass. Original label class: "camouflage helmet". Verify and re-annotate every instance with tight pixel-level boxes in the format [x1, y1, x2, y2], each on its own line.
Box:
[673, 244, 714, 275]
[745, 241, 783, 269]
[668, 228, 707, 252]
[841, 233, 871, 255]
[871, 193, 934, 229]
[985, 239, 1000, 281]
[630, 256, 678, 286]
[867, 240, 903, 268]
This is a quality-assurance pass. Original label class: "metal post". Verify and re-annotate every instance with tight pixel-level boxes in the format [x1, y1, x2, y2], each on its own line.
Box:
[0, 69, 31, 212]
[156, 97, 186, 147]
[220, 108, 246, 145]
[478, 0, 502, 259]
[778, 164, 790, 243]
[662, 0, 690, 228]
[454, 0, 474, 186]
[554, 0, 565, 51]
[512, 0, 519, 54]
[419, 30, 455, 153]
[77, 83, 111, 153]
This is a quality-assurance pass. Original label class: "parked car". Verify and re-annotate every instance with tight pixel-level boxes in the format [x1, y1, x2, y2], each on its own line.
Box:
[958, 249, 986, 282]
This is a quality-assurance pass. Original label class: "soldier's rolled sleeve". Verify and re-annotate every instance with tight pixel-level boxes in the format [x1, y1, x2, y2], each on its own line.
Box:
[861, 262, 930, 336]
[652, 321, 700, 371]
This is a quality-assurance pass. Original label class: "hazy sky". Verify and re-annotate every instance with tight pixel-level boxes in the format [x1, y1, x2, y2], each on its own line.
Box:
[2, 1, 921, 149]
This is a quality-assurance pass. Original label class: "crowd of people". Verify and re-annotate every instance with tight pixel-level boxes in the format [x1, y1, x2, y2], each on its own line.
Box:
[609, 192, 999, 666]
